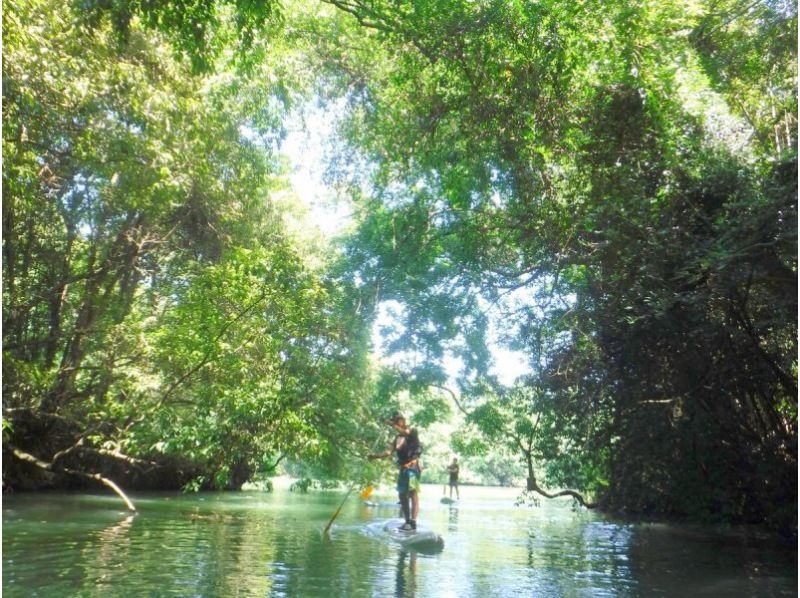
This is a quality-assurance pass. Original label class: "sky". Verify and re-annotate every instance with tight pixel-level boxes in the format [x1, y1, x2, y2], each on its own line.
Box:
[279, 104, 532, 388]
[280, 105, 352, 238]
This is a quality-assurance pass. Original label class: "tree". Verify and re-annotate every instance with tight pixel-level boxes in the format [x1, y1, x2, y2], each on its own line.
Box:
[5, 0, 795, 535]
[312, 0, 797, 531]
[2, 0, 374, 498]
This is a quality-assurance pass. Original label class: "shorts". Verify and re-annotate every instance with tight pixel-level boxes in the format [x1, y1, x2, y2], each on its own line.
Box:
[397, 465, 421, 495]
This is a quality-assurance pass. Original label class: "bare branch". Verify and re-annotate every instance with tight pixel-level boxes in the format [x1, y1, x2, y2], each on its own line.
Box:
[430, 384, 472, 417]
[8, 444, 137, 512]
[528, 479, 598, 509]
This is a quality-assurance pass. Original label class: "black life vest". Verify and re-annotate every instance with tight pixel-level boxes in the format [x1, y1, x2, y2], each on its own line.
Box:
[395, 428, 422, 465]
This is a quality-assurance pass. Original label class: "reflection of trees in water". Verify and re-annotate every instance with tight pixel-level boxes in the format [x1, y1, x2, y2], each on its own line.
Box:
[522, 521, 636, 594]
[395, 549, 417, 598]
[627, 525, 798, 596]
[269, 522, 387, 595]
[203, 511, 276, 596]
[85, 508, 278, 595]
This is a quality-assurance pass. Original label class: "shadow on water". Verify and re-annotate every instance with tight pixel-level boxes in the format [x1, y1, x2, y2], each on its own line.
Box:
[627, 523, 799, 596]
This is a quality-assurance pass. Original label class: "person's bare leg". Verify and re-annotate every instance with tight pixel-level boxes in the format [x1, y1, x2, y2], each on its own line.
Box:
[399, 493, 410, 522]
[410, 491, 419, 522]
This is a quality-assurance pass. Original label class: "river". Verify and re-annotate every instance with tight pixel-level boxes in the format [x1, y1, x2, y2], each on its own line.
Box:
[2, 483, 796, 597]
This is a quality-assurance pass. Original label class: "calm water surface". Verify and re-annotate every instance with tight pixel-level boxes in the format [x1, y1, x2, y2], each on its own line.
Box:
[3, 484, 796, 597]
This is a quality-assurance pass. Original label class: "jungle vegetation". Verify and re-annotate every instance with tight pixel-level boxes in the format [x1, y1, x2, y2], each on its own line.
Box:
[3, 0, 796, 537]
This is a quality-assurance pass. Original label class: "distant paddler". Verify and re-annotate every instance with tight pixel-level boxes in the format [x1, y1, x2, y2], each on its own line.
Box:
[368, 412, 422, 531]
[446, 457, 460, 501]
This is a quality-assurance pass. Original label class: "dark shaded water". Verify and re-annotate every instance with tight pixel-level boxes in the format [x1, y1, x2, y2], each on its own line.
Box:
[2, 484, 796, 596]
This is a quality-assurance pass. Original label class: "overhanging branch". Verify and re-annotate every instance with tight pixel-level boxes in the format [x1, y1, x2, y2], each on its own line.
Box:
[8, 444, 137, 512]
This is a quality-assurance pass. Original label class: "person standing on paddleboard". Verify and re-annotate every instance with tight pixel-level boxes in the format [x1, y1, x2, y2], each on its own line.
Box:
[447, 457, 460, 500]
[369, 412, 422, 531]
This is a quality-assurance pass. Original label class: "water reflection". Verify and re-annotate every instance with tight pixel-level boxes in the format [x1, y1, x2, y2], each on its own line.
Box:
[89, 514, 135, 588]
[447, 505, 459, 531]
[394, 550, 417, 597]
[517, 518, 636, 595]
[2, 488, 797, 597]
[628, 523, 798, 596]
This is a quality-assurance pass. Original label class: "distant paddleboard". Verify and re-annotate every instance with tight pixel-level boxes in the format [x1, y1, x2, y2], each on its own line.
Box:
[362, 500, 400, 508]
[440, 497, 457, 505]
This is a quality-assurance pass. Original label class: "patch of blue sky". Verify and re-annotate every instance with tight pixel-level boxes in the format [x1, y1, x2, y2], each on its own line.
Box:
[278, 100, 353, 238]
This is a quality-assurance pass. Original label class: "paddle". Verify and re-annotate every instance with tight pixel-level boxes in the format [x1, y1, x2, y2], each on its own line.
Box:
[323, 486, 357, 536]
[322, 436, 383, 536]
[323, 483, 375, 535]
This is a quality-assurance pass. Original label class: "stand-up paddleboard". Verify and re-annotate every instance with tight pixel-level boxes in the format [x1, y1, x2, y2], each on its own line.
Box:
[383, 520, 444, 552]
[440, 497, 457, 505]
[362, 500, 401, 508]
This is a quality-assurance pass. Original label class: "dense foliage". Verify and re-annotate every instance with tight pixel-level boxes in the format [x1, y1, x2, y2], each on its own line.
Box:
[3, 0, 796, 537]
[3, 0, 373, 492]
[312, 0, 797, 533]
